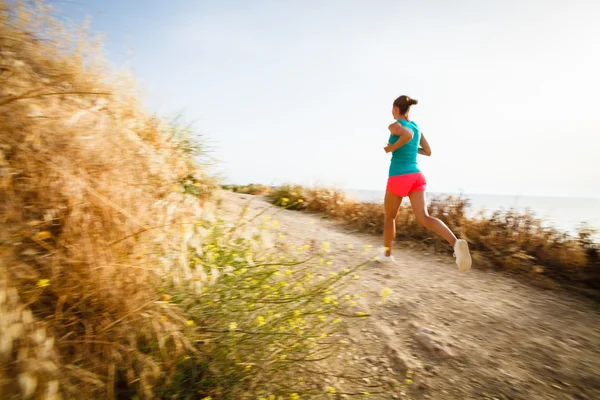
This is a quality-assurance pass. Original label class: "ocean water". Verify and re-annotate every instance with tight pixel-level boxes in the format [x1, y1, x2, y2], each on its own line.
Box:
[346, 189, 600, 236]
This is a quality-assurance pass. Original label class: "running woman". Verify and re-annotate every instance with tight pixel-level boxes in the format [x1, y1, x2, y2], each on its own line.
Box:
[378, 95, 472, 272]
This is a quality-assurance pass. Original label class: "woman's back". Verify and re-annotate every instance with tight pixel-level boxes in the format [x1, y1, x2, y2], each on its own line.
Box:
[388, 120, 421, 176]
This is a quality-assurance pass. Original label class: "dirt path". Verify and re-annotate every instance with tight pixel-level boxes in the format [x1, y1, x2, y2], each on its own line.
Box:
[223, 192, 600, 400]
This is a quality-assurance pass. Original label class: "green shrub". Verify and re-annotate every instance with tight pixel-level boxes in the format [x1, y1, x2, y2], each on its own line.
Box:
[222, 184, 273, 196]
[158, 205, 391, 399]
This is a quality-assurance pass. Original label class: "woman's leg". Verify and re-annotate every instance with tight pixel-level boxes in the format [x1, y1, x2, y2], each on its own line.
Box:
[407, 191, 457, 246]
[384, 191, 403, 256]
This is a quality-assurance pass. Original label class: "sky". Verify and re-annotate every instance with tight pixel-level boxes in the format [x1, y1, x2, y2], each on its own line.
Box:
[54, 0, 600, 198]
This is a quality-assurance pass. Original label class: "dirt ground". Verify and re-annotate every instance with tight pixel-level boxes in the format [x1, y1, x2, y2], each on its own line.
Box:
[222, 192, 600, 400]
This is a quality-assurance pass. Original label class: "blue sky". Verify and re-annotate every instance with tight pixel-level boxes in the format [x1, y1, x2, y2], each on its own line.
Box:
[55, 0, 600, 198]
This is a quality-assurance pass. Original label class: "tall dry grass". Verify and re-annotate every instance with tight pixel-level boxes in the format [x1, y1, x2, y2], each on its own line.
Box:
[261, 185, 600, 292]
[0, 3, 395, 399]
[1, 1, 214, 398]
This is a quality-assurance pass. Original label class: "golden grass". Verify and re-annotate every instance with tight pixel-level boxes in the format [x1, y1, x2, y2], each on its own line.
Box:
[0, 1, 215, 397]
[0, 3, 392, 398]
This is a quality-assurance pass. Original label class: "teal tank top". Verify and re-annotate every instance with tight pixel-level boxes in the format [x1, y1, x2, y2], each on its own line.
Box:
[388, 119, 421, 177]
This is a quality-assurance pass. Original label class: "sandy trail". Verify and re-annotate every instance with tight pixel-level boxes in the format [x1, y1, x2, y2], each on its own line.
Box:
[223, 192, 600, 400]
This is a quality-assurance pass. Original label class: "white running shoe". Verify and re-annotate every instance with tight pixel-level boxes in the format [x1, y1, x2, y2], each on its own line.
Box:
[376, 251, 396, 264]
[454, 239, 472, 273]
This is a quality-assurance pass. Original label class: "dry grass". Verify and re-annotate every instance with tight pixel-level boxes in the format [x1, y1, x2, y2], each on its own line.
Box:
[0, 1, 215, 398]
[0, 3, 392, 399]
[266, 185, 600, 292]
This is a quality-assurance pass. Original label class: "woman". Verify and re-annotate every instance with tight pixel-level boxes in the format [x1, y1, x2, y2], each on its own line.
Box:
[377, 95, 472, 272]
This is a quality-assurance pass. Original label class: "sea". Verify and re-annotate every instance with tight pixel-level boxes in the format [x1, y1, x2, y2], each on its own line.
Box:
[345, 190, 600, 237]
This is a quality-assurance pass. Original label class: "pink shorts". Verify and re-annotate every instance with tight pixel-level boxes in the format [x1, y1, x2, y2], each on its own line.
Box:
[386, 172, 427, 197]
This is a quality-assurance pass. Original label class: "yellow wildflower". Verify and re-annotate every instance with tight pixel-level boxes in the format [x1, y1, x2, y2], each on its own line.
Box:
[356, 312, 367, 316]
[245, 365, 252, 371]
[363, 244, 373, 252]
[405, 379, 413, 385]
[285, 269, 293, 275]
[256, 316, 266, 326]
[36, 279, 50, 288]
[326, 387, 336, 393]
[318, 316, 326, 322]
[186, 320, 195, 326]
[289, 394, 299, 400]
[332, 318, 342, 324]
[229, 322, 237, 331]
[280, 354, 287, 360]
[297, 199, 304, 203]
[160, 316, 168, 322]
[346, 243, 353, 249]
[298, 377, 304, 382]
[381, 287, 393, 302]
[36, 231, 51, 240]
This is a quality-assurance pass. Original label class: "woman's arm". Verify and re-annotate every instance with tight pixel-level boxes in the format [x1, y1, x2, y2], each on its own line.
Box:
[384, 122, 413, 153]
[389, 122, 412, 136]
[418, 133, 432, 156]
